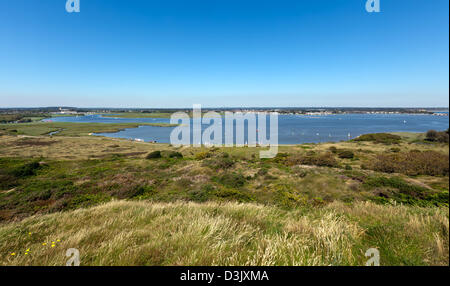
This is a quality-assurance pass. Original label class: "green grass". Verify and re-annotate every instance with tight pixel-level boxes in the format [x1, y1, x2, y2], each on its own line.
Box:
[391, 132, 426, 143]
[0, 122, 176, 137]
[354, 133, 402, 144]
[363, 176, 449, 207]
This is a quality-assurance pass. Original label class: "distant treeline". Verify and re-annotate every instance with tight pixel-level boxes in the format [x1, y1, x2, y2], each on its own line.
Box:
[0, 113, 50, 124]
[1, 107, 447, 115]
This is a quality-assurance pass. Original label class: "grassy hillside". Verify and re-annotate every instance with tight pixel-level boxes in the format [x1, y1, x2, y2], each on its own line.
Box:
[0, 128, 448, 265]
[0, 200, 448, 266]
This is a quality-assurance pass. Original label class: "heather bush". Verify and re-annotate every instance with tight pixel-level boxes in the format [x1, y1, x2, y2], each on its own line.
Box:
[287, 152, 338, 168]
[214, 173, 246, 188]
[426, 130, 439, 141]
[146, 151, 161, 159]
[426, 129, 449, 143]
[12, 161, 41, 177]
[202, 156, 235, 170]
[437, 132, 449, 143]
[166, 151, 183, 158]
[337, 150, 355, 159]
[366, 151, 449, 176]
[195, 151, 210, 160]
[354, 133, 401, 144]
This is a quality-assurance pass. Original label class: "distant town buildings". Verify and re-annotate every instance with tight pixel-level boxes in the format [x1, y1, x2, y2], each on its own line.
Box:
[51, 107, 80, 115]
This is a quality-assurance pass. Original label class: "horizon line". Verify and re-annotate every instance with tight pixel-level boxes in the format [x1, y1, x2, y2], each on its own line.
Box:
[1, 106, 449, 110]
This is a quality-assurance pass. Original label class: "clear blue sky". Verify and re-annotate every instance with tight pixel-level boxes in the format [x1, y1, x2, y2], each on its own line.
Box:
[0, 0, 448, 108]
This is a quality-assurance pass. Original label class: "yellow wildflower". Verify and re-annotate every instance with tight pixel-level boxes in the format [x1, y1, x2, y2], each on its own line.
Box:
[11, 252, 16, 256]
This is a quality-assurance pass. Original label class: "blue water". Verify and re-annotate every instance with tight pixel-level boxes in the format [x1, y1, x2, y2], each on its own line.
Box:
[45, 113, 449, 144]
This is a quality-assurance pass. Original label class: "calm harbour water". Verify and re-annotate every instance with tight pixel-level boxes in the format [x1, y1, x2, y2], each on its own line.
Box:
[45, 113, 449, 145]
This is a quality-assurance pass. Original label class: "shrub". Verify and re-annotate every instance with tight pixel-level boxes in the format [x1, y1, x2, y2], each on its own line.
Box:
[0, 173, 18, 189]
[295, 168, 308, 178]
[68, 193, 111, 209]
[12, 161, 41, 177]
[214, 173, 246, 188]
[202, 156, 234, 170]
[328, 146, 338, 154]
[273, 152, 289, 163]
[287, 152, 338, 168]
[366, 151, 449, 176]
[214, 188, 252, 201]
[337, 150, 354, 159]
[257, 168, 268, 176]
[275, 185, 308, 208]
[167, 151, 183, 158]
[365, 176, 448, 206]
[354, 133, 401, 144]
[313, 153, 339, 167]
[188, 184, 215, 202]
[27, 189, 52, 201]
[195, 151, 210, 160]
[146, 151, 161, 159]
[131, 185, 155, 198]
[425, 130, 438, 141]
[425, 130, 449, 143]
[437, 132, 449, 143]
[364, 176, 426, 193]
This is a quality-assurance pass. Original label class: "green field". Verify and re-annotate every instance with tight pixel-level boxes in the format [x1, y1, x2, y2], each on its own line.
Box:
[0, 123, 448, 266]
[0, 122, 176, 137]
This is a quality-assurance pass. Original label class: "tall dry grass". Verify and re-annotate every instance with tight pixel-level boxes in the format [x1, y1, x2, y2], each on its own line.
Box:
[0, 200, 447, 266]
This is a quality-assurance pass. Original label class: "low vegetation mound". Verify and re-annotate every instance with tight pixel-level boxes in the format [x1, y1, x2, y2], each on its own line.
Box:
[363, 151, 449, 176]
[0, 159, 43, 190]
[146, 151, 161, 159]
[363, 176, 448, 206]
[425, 129, 449, 143]
[146, 150, 183, 159]
[337, 149, 355, 159]
[286, 152, 339, 167]
[202, 153, 234, 170]
[213, 172, 247, 188]
[166, 151, 183, 158]
[354, 133, 402, 144]
[328, 147, 355, 159]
